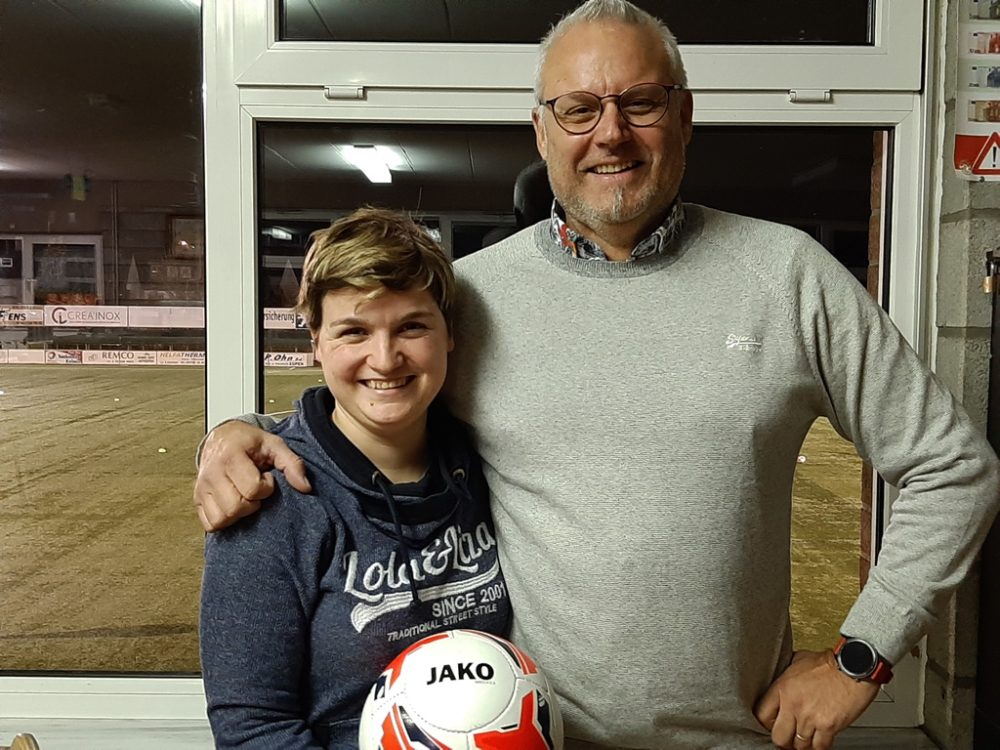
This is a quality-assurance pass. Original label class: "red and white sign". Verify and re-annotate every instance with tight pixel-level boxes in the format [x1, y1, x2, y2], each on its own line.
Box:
[45, 349, 84, 364]
[0, 305, 45, 326]
[955, 131, 1000, 176]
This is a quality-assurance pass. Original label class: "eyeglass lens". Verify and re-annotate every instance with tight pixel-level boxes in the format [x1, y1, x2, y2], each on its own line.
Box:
[552, 84, 670, 132]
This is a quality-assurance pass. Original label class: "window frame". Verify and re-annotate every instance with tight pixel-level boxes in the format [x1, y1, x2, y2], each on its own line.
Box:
[0, 0, 935, 728]
[232, 0, 923, 92]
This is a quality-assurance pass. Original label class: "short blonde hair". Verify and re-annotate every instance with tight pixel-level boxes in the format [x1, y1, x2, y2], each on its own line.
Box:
[534, 0, 688, 100]
[297, 207, 455, 332]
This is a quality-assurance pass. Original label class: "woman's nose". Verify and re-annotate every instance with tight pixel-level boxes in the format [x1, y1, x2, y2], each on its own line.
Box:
[366, 333, 402, 370]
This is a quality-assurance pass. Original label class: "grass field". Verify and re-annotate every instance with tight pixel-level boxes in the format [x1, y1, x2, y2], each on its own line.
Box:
[0, 365, 861, 673]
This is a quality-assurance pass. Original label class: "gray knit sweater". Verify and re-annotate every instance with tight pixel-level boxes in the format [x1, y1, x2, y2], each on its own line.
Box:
[236, 205, 999, 748]
[441, 205, 1000, 749]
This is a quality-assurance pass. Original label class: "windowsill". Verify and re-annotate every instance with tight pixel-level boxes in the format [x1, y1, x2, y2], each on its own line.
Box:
[0, 719, 942, 749]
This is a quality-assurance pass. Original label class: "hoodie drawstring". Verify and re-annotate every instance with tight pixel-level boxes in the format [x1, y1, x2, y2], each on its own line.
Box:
[372, 471, 423, 609]
[371, 461, 471, 609]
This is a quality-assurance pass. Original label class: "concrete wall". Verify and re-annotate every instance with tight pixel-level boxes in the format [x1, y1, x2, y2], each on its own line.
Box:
[923, 1, 1000, 747]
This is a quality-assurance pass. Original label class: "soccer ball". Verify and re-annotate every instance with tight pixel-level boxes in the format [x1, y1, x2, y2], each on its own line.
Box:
[358, 629, 563, 749]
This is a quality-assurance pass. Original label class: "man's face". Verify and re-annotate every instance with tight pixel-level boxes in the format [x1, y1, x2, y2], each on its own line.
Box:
[532, 20, 693, 245]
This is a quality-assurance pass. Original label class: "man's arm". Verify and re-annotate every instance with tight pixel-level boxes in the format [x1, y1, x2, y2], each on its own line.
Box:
[756, 233, 1000, 748]
[194, 415, 311, 532]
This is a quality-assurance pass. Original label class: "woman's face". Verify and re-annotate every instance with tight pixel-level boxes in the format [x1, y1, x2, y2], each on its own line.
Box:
[312, 287, 453, 445]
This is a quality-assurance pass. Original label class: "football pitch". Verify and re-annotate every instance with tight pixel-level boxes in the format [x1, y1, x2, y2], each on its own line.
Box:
[0, 364, 861, 674]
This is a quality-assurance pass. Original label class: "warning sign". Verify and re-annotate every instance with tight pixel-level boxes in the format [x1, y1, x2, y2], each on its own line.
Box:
[974, 131, 1000, 173]
[956, 131, 1000, 176]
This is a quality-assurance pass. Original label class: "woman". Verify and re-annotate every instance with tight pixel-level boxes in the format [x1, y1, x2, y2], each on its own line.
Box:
[199, 208, 512, 749]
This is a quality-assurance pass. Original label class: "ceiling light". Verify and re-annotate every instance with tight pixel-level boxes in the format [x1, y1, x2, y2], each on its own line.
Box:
[263, 226, 294, 241]
[373, 145, 406, 170]
[341, 145, 393, 184]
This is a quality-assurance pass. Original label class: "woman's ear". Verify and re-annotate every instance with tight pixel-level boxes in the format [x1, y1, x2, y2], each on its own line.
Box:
[310, 331, 321, 363]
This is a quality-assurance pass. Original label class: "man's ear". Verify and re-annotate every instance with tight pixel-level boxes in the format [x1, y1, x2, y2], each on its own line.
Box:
[532, 108, 548, 161]
[679, 90, 694, 145]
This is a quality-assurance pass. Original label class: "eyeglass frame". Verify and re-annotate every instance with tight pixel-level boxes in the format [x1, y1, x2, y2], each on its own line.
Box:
[539, 82, 686, 135]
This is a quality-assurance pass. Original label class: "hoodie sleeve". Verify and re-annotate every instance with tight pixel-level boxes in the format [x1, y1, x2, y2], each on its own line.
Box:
[199, 480, 330, 749]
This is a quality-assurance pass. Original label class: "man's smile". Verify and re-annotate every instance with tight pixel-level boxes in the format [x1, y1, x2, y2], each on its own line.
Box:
[587, 161, 641, 174]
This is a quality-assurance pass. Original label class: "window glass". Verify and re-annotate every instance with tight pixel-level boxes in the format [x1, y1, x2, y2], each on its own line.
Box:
[257, 121, 882, 650]
[0, 1, 205, 672]
[280, 0, 874, 45]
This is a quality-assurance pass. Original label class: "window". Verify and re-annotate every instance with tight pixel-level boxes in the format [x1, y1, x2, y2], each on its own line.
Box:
[280, 0, 874, 45]
[254, 120, 885, 653]
[0, 0, 205, 675]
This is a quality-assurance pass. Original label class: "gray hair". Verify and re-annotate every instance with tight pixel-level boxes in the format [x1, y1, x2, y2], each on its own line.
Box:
[534, 0, 688, 101]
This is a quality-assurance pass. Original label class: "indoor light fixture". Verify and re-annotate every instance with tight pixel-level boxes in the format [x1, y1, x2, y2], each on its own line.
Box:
[341, 145, 394, 184]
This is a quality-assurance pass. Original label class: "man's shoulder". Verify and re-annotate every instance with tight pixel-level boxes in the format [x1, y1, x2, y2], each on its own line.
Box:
[688, 204, 837, 272]
[688, 204, 811, 247]
[454, 222, 544, 283]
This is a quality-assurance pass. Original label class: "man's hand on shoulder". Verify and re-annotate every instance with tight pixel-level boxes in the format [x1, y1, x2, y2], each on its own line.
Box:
[753, 649, 879, 750]
[193, 420, 311, 532]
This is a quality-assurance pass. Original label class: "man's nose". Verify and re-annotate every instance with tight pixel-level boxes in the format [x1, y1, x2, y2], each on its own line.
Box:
[591, 100, 631, 144]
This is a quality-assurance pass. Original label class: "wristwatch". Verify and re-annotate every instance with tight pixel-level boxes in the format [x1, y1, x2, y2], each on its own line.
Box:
[834, 636, 894, 684]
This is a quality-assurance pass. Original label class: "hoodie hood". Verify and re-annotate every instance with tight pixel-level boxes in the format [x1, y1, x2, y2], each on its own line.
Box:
[290, 386, 479, 605]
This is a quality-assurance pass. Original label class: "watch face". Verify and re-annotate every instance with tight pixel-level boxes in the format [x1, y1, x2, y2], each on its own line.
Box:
[839, 639, 877, 677]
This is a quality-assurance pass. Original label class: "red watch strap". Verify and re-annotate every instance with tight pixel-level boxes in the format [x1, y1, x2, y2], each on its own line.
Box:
[870, 659, 894, 684]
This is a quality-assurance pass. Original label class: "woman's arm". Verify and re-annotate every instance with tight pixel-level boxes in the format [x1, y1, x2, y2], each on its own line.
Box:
[199, 486, 326, 750]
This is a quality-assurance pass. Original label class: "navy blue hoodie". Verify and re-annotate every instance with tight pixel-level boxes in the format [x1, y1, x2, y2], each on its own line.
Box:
[200, 387, 512, 749]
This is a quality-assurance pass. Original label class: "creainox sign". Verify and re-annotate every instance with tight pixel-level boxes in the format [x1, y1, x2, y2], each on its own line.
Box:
[44, 305, 129, 327]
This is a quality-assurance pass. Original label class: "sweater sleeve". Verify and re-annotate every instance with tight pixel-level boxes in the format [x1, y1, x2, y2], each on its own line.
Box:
[789, 238, 1000, 665]
[199, 481, 329, 749]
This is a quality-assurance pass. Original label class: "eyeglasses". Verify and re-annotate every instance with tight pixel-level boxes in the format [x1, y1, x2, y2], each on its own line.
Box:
[540, 82, 685, 135]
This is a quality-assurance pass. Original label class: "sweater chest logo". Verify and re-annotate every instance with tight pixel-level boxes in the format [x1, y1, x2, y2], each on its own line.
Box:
[343, 522, 500, 632]
[726, 333, 763, 352]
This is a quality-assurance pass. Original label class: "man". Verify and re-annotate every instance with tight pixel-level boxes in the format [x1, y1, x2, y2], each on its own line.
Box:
[194, 2, 1000, 748]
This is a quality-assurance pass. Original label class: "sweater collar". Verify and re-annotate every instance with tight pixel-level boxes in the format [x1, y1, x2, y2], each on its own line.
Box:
[548, 196, 686, 261]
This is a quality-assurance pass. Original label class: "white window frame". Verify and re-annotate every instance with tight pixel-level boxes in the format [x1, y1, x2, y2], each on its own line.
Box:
[1, 0, 935, 729]
[231, 0, 923, 92]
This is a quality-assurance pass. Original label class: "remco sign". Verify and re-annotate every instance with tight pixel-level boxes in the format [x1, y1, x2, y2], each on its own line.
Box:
[44, 305, 129, 327]
[82, 350, 157, 365]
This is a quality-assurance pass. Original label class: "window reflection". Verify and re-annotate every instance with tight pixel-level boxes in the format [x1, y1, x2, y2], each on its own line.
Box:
[280, 0, 874, 45]
[0, 1, 205, 673]
[257, 121, 880, 651]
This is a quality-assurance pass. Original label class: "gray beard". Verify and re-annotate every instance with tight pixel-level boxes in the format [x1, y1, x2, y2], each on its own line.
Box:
[562, 185, 652, 228]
